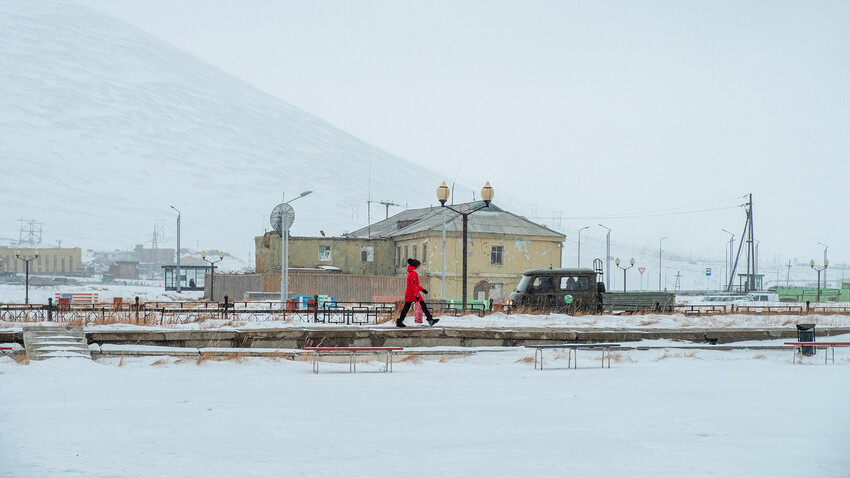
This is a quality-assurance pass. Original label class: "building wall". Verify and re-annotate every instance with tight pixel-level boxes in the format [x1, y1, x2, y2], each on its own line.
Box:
[0, 247, 82, 275]
[254, 230, 562, 303]
[393, 231, 563, 302]
[255, 233, 395, 276]
[261, 271, 410, 302]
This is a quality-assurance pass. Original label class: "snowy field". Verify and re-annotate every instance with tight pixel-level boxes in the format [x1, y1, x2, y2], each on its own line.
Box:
[1, 343, 849, 478]
[3, 282, 850, 477]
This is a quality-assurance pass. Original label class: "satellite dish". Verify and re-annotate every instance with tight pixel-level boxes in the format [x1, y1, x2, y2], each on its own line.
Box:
[270, 203, 295, 233]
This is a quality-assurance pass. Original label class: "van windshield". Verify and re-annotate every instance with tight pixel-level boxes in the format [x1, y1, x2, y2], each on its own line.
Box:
[515, 275, 532, 292]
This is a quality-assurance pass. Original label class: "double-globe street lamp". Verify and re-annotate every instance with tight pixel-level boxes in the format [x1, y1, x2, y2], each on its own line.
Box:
[615, 257, 635, 293]
[436, 181, 494, 312]
[810, 259, 828, 303]
[201, 251, 224, 301]
[15, 249, 39, 305]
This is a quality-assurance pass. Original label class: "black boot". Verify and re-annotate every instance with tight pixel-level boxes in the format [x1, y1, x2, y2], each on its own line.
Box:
[427, 318, 439, 326]
[395, 318, 406, 327]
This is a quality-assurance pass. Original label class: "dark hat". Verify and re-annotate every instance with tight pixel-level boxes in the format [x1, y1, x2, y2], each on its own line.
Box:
[407, 258, 421, 268]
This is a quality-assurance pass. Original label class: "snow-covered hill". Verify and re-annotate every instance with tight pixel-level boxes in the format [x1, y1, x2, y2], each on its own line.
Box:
[0, 0, 471, 259]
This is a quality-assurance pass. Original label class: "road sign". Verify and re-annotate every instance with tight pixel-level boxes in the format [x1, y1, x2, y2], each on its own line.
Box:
[638, 267, 646, 275]
[705, 267, 711, 276]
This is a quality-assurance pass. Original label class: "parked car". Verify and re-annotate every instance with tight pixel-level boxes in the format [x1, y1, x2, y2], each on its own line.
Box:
[507, 268, 603, 313]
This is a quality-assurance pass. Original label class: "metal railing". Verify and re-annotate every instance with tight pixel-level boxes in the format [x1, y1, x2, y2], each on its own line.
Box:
[0, 299, 396, 326]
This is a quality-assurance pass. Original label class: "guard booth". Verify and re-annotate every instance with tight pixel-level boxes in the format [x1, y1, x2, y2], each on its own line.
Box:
[161, 265, 207, 291]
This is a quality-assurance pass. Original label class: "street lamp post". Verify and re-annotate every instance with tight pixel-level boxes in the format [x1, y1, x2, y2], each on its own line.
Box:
[817, 242, 828, 288]
[436, 181, 494, 312]
[722, 229, 734, 290]
[578, 226, 589, 268]
[599, 224, 611, 292]
[810, 259, 828, 303]
[280, 190, 313, 304]
[659, 236, 668, 291]
[15, 249, 39, 305]
[615, 257, 635, 293]
[201, 251, 224, 301]
[170, 206, 181, 292]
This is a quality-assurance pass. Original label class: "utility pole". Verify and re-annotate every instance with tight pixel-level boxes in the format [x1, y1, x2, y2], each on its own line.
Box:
[786, 260, 791, 287]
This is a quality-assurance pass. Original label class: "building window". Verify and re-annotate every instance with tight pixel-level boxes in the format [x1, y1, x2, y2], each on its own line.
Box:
[422, 243, 427, 264]
[395, 247, 401, 266]
[318, 245, 332, 262]
[404, 245, 408, 261]
[361, 246, 374, 262]
[491, 245, 504, 265]
[412, 245, 417, 262]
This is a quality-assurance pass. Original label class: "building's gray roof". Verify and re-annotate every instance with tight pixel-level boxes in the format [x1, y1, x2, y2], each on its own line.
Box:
[346, 201, 565, 240]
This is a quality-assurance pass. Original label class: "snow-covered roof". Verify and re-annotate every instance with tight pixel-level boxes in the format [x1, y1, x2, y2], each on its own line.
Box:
[345, 201, 565, 240]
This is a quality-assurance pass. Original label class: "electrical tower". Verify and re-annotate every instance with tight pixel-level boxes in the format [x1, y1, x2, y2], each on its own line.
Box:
[17, 218, 42, 245]
[726, 194, 757, 292]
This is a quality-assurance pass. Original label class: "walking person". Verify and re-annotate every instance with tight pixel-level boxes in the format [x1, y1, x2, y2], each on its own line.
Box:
[396, 258, 438, 327]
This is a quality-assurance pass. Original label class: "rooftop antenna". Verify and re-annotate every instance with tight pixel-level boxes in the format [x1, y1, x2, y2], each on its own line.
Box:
[450, 155, 464, 206]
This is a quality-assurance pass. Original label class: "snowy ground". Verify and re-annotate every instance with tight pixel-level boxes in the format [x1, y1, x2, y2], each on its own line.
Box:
[1, 342, 849, 477]
[2, 283, 850, 476]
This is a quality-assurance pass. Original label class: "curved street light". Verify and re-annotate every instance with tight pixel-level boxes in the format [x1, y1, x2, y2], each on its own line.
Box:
[170, 206, 181, 292]
[578, 226, 589, 268]
[280, 190, 313, 303]
[659, 236, 668, 291]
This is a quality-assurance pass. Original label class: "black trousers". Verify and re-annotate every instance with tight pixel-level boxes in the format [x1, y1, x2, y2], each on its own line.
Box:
[398, 300, 432, 320]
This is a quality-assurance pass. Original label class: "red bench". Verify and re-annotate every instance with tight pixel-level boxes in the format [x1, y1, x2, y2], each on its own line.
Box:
[784, 342, 850, 364]
[55, 293, 99, 305]
[302, 347, 404, 373]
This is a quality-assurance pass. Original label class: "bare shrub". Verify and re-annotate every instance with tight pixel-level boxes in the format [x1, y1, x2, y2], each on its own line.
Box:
[196, 352, 214, 364]
[515, 355, 535, 364]
[752, 354, 766, 360]
[655, 351, 698, 361]
[13, 354, 30, 365]
[603, 352, 630, 363]
[151, 359, 169, 366]
[398, 354, 422, 364]
[638, 318, 660, 326]
[118, 356, 125, 367]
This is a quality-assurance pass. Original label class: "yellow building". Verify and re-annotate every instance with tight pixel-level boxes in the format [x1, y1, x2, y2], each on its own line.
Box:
[0, 247, 82, 275]
[255, 201, 565, 302]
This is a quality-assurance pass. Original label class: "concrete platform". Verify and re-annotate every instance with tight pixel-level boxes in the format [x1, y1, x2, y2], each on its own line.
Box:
[3, 326, 849, 351]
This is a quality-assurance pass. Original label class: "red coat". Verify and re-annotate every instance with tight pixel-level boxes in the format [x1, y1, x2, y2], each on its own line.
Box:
[404, 265, 424, 302]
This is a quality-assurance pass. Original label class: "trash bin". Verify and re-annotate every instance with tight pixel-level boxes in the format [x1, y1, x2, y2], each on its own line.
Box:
[796, 324, 816, 357]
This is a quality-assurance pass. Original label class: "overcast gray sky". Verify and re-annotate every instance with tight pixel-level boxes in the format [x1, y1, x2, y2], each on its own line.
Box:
[79, 0, 849, 265]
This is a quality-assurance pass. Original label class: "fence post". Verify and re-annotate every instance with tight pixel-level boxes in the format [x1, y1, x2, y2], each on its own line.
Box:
[135, 297, 140, 323]
[224, 295, 230, 321]
[47, 298, 53, 322]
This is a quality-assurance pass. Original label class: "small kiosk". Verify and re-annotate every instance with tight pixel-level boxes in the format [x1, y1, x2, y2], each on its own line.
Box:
[161, 265, 207, 291]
